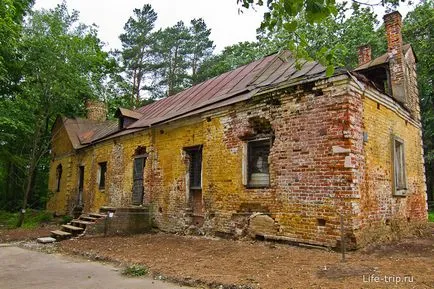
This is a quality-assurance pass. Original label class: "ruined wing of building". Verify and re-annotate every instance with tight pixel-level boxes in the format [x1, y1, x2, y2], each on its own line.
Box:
[47, 11, 427, 249]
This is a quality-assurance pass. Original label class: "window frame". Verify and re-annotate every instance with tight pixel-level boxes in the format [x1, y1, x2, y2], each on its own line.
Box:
[392, 136, 407, 196]
[184, 145, 203, 190]
[243, 138, 271, 188]
[98, 161, 107, 191]
[55, 164, 62, 192]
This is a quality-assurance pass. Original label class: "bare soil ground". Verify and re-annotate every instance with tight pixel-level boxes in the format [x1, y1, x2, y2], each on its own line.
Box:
[0, 225, 57, 243]
[58, 231, 434, 289]
[2, 225, 433, 288]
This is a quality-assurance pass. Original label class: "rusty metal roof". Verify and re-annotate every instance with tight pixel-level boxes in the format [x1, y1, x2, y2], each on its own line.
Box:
[62, 50, 329, 149]
[62, 117, 118, 149]
[115, 107, 143, 120]
[129, 50, 326, 128]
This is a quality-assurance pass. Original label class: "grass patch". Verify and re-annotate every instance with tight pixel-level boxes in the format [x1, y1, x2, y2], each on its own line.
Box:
[429, 211, 434, 222]
[122, 264, 149, 277]
[0, 210, 53, 229]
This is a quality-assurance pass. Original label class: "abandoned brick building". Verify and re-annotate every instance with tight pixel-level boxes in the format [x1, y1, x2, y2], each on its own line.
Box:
[48, 11, 427, 248]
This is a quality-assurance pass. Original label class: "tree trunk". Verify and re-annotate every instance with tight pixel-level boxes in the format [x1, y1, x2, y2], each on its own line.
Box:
[16, 162, 35, 227]
[16, 120, 44, 227]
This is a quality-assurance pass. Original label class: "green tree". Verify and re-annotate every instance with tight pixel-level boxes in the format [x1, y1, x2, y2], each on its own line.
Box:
[238, 0, 402, 74]
[0, 0, 34, 95]
[403, 0, 434, 202]
[118, 4, 157, 106]
[188, 18, 214, 84]
[257, 3, 386, 69]
[0, 3, 114, 225]
[151, 21, 192, 97]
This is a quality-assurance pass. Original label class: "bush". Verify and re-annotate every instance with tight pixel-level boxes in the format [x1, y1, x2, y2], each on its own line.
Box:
[429, 211, 434, 222]
[122, 264, 149, 277]
[0, 209, 53, 229]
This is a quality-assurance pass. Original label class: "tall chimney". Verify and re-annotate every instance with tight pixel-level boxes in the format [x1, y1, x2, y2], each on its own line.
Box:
[85, 100, 107, 122]
[358, 44, 372, 66]
[383, 11, 405, 103]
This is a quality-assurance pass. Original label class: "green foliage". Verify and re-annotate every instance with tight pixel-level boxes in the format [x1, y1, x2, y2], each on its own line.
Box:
[149, 18, 214, 98]
[238, 0, 402, 74]
[429, 211, 434, 222]
[0, 0, 34, 94]
[116, 5, 214, 101]
[122, 264, 149, 277]
[257, 3, 386, 70]
[0, 209, 52, 228]
[117, 4, 157, 106]
[0, 3, 115, 215]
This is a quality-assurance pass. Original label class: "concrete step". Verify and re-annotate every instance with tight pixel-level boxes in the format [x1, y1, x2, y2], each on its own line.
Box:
[79, 215, 98, 222]
[88, 213, 106, 219]
[70, 219, 94, 228]
[37, 237, 56, 244]
[51, 230, 72, 238]
[61, 224, 84, 233]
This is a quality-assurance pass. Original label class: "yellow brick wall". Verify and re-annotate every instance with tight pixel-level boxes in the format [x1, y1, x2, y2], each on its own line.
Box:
[360, 96, 427, 226]
[46, 75, 427, 248]
[47, 118, 76, 215]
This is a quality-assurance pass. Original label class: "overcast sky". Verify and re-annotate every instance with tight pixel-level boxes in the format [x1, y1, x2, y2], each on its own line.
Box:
[33, 0, 267, 53]
[33, 0, 417, 53]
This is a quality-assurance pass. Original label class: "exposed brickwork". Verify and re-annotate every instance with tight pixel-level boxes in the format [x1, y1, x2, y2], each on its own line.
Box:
[47, 70, 427, 248]
[357, 45, 372, 66]
[384, 12, 406, 104]
[85, 100, 107, 122]
[48, 15, 427, 247]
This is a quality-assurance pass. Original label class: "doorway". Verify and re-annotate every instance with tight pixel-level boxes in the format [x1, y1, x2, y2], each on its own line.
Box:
[132, 152, 147, 205]
[185, 146, 203, 226]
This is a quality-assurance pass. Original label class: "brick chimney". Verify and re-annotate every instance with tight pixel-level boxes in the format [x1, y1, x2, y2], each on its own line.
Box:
[85, 100, 107, 122]
[358, 44, 372, 66]
[384, 11, 405, 103]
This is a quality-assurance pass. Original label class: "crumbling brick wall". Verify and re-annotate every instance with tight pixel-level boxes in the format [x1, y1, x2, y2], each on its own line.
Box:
[47, 72, 426, 248]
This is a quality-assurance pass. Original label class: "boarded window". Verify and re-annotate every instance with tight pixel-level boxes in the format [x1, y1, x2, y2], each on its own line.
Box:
[56, 164, 62, 192]
[186, 146, 202, 189]
[247, 139, 270, 187]
[393, 137, 407, 195]
[98, 162, 107, 190]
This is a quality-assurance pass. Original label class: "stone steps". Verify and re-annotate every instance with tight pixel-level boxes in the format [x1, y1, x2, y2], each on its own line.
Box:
[61, 224, 84, 233]
[79, 215, 98, 222]
[70, 219, 94, 228]
[42, 212, 106, 242]
[89, 213, 107, 219]
[50, 230, 72, 239]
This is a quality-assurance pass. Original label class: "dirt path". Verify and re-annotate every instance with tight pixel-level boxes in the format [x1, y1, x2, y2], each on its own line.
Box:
[0, 246, 187, 289]
[59, 233, 434, 289]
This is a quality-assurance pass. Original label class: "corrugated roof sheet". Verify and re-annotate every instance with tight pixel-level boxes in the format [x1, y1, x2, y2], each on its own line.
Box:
[62, 50, 329, 149]
[128, 50, 326, 129]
